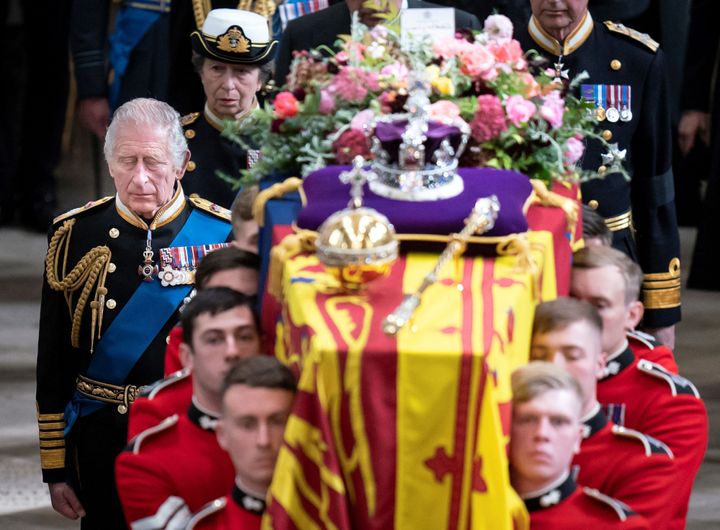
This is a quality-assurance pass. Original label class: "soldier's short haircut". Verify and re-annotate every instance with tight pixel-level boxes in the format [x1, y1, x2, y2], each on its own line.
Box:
[572, 246, 642, 304]
[104, 98, 188, 169]
[231, 185, 259, 222]
[512, 361, 584, 411]
[180, 287, 258, 345]
[581, 204, 612, 246]
[195, 247, 260, 290]
[222, 356, 297, 401]
[532, 298, 603, 337]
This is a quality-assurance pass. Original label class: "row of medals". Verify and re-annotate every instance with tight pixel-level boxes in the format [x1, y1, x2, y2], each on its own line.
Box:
[595, 104, 632, 123]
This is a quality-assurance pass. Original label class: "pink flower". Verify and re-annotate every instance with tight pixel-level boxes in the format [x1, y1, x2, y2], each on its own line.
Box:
[329, 67, 379, 103]
[483, 14, 514, 40]
[274, 92, 299, 118]
[519, 72, 540, 97]
[380, 62, 409, 82]
[319, 89, 335, 114]
[429, 100, 461, 121]
[488, 39, 524, 66]
[470, 94, 507, 142]
[459, 44, 495, 77]
[505, 95, 536, 126]
[563, 137, 585, 165]
[434, 36, 473, 60]
[335, 51, 349, 64]
[350, 109, 376, 132]
[539, 90, 565, 129]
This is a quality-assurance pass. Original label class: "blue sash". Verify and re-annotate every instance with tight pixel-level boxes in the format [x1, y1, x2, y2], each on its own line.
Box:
[108, 7, 162, 109]
[64, 209, 231, 433]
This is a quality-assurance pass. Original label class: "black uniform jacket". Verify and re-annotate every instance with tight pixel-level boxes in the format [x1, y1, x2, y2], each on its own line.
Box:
[517, 12, 681, 327]
[36, 189, 232, 483]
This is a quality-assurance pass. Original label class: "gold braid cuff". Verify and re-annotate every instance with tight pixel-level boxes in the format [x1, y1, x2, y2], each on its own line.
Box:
[642, 258, 681, 309]
[37, 405, 66, 470]
[252, 177, 303, 227]
[44, 219, 112, 351]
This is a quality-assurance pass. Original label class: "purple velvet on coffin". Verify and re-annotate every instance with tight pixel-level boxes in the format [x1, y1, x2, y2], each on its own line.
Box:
[297, 166, 532, 236]
[375, 120, 463, 164]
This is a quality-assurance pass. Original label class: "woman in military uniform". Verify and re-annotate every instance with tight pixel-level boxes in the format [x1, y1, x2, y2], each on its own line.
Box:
[181, 9, 277, 208]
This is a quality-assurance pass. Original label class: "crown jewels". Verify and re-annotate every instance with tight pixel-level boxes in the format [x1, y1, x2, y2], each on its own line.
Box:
[368, 80, 469, 201]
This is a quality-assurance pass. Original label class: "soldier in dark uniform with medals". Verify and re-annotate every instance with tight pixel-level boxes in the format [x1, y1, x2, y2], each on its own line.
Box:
[180, 9, 277, 209]
[36, 99, 233, 529]
[510, 362, 649, 529]
[517, 0, 682, 348]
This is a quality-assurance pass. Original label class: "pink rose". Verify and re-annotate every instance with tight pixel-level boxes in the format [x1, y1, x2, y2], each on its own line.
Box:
[319, 89, 336, 114]
[539, 90, 565, 129]
[518, 72, 540, 97]
[429, 100, 461, 120]
[483, 14, 514, 41]
[563, 137, 585, 165]
[274, 92, 299, 118]
[470, 94, 507, 142]
[380, 62, 409, 82]
[433, 36, 473, 59]
[488, 39, 523, 64]
[350, 109, 376, 132]
[505, 95, 536, 126]
[459, 44, 495, 77]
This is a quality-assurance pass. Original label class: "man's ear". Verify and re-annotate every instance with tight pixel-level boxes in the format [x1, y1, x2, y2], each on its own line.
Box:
[177, 150, 191, 181]
[626, 300, 644, 330]
[216, 418, 228, 451]
[179, 342, 194, 370]
[595, 349, 607, 380]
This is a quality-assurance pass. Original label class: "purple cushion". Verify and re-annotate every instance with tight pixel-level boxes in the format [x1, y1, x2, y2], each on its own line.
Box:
[375, 120, 464, 164]
[296, 166, 532, 236]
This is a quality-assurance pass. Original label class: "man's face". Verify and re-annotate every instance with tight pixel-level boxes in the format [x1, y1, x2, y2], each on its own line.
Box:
[217, 384, 294, 493]
[204, 267, 259, 296]
[182, 306, 261, 400]
[570, 265, 637, 353]
[510, 389, 582, 493]
[530, 0, 589, 36]
[200, 59, 262, 120]
[345, 0, 401, 27]
[108, 123, 185, 219]
[530, 321, 603, 408]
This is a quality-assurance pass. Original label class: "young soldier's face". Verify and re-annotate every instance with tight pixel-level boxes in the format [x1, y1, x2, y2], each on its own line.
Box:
[510, 389, 582, 493]
[530, 320, 604, 410]
[182, 306, 261, 398]
[570, 265, 634, 354]
[217, 384, 294, 493]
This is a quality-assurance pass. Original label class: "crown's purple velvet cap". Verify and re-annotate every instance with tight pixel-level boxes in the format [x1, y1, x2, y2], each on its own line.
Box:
[374, 120, 463, 164]
[297, 166, 532, 236]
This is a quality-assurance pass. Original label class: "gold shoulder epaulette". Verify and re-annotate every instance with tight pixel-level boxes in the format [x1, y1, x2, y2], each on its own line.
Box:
[189, 196, 232, 221]
[604, 21, 659, 52]
[128, 414, 179, 454]
[181, 112, 201, 126]
[187, 497, 227, 529]
[582, 487, 636, 521]
[53, 196, 113, 225]
[611, 424, 673, 457]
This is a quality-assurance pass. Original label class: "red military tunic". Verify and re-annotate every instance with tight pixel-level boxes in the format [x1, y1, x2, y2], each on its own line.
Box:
[127, 367, 193, 440]
[524, 473, 649, 529]
[627, 330, 678, 373]
[598, 346, 708, 529]
[164, 324, 184, 376]
[573, 406, 677, 527]
[187, 485, 264, 529]
[116, 402, 234, 528]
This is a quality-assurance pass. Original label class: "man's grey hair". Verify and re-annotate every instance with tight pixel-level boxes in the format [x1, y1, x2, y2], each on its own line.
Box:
[104, 98, 188, 169]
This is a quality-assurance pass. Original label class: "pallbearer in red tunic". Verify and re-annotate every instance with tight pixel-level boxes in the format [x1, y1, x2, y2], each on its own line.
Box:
[116, 288, 260, 528]
[569, 246, 707, 528]
[186, 356, 297, 529]
[509, 362, 649, 530]
[531, 298, 678, 527]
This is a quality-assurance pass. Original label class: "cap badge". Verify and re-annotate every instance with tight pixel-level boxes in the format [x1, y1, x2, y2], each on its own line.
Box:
[217, 26, 250, 53]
